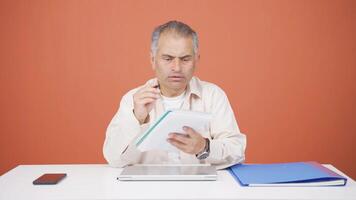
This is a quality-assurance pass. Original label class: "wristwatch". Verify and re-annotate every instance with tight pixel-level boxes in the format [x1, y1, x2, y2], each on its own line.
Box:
[196, 138, 210, 160]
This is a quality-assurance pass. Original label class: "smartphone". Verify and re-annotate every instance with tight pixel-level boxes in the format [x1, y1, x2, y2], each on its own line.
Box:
[32, 173, 67, 185]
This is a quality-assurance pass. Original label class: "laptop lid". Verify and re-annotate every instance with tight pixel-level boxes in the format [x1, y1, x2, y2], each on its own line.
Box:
[117, 165, 217, 181]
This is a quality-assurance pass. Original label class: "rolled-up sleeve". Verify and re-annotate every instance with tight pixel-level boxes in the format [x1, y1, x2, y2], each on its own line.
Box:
[103, 90, 148, 167]
[206, 87, 246, 169]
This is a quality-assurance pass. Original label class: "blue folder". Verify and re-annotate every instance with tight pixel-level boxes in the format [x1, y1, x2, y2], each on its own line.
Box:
[229, 161, 347, 186]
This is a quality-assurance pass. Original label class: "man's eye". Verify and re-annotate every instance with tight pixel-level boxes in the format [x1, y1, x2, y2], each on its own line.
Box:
[182, 58, 191, 62]
[163, 57, 172, 61]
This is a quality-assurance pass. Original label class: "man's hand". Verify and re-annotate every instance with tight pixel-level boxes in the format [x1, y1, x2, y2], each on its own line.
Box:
[167, 126, 206, 155]
[133, 82, 160, 124]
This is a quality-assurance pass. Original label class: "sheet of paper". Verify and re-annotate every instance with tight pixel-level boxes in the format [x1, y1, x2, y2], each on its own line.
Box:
[136, 110, 212, 152]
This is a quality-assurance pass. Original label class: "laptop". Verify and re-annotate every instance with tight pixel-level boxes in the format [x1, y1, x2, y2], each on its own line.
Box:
[117, 164, 217, 181]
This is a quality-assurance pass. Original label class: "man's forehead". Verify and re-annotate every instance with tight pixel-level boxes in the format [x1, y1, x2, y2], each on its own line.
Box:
[156, 32, 194, 56]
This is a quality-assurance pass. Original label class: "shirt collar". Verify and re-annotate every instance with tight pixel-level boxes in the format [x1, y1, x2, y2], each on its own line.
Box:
[147, 76, 202, 99]
[187, 76, 202, 99]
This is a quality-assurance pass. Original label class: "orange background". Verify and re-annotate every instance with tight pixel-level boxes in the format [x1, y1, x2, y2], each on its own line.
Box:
[1, 0, 355, 178]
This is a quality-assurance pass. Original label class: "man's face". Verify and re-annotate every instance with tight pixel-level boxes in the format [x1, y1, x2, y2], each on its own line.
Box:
[151, 32, 199, 94]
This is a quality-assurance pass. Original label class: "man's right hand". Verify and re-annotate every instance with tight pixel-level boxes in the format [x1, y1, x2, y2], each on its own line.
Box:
[133, 82, 160, 124]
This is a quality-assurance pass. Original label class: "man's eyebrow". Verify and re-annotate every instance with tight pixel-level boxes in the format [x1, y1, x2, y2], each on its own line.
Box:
[161, 54, 174, 58]
[179, 55, 193, 59]
[160, 54, 192, 59]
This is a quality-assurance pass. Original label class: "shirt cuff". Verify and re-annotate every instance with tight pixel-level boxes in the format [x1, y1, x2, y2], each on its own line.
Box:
[208, 139, 222, 161]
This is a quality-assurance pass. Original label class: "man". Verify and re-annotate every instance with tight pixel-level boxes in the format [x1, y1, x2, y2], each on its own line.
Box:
[103, 20, 246, 169]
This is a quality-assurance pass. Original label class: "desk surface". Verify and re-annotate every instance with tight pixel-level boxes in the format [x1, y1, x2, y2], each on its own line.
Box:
[0, 164, 355, 200]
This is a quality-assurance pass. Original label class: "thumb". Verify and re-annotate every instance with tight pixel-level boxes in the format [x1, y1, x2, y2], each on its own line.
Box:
[148, 79, 159, 88]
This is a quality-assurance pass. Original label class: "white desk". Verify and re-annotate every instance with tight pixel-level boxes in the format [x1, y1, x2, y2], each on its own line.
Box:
[0, 164, 355, 200]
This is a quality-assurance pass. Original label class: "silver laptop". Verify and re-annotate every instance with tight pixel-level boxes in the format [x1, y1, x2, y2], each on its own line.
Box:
[117, 165, 217, 181]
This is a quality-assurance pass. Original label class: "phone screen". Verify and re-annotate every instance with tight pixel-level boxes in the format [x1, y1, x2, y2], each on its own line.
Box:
[33, 173, 67, 185]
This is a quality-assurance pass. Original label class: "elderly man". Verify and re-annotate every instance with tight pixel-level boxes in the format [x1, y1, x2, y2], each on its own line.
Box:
[103, 20, 246, 169]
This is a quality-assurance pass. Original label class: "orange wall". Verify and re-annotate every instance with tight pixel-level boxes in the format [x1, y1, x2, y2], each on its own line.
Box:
[1, 0, 355, 178]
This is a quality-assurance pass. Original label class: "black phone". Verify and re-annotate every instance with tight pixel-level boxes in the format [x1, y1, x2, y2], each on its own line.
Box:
[32, 173, 67, 185]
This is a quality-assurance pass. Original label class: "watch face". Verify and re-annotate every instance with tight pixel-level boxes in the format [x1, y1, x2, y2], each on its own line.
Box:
[196, 138, 210, 160]
[197, 152, 209, 160]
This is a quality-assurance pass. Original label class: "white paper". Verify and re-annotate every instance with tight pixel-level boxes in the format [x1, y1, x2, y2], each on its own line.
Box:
[136, 110, 212, 152]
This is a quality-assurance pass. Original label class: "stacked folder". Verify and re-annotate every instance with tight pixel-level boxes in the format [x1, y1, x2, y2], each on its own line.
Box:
[229, 161, 347, 187]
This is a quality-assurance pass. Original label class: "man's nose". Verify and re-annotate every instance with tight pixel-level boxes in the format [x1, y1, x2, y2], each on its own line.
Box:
[171, 58, 182, 72]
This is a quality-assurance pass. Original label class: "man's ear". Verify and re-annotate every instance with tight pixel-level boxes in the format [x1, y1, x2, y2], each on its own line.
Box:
[150, 52, 155, 70]
[195, 53, 200, 63]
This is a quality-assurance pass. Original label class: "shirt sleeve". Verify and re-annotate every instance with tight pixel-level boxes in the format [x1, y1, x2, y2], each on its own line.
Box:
[206, 87, 247, 169]
[102, 90, 150, 167]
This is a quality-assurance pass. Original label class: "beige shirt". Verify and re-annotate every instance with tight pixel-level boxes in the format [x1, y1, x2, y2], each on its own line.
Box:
[103, 77, 246, 169]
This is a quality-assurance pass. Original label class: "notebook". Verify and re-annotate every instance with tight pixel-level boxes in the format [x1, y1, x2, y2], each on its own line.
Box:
[135, 110, 212, 152]
[117, 164, 217, 181]
[229, 161, 347, 187]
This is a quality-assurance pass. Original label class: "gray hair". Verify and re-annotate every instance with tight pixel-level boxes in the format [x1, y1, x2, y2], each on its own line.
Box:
[151, 20, 199, 57]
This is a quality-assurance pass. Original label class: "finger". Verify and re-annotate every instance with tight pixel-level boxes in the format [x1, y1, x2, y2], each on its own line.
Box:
[137, 91, 160, 99]
[137, 96, 157, 103]
[145, 85, 160, 92]
[137, 83, 160, 94]
[146, 81, 160, 90]
[137, 85, 160, 94]
[140, 88, 160, 96]
[136, 97, 157, 105]
[167, 138, 188, 152]
[183, 126, 199, 138]
[149, 81, 159, 89]
[149, 79, 160, 88]
[168, 133, 190, 144]
[148, 80, 160, 92]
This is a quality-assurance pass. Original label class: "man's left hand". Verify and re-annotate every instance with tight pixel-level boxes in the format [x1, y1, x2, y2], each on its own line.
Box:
[167, 126, 206, 155]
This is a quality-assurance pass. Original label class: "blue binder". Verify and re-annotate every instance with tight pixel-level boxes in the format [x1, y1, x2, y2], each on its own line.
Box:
[229, 161, 347, 186]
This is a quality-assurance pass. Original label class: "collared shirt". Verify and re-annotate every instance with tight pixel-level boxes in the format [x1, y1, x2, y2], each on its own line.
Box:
[103, 76, 246, 169]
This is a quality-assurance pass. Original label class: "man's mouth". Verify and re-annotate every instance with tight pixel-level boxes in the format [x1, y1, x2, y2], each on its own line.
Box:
[168, 75, 185, 81]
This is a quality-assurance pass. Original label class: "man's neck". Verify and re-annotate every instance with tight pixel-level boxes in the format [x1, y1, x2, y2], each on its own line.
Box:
[160, 86, 186, 97]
